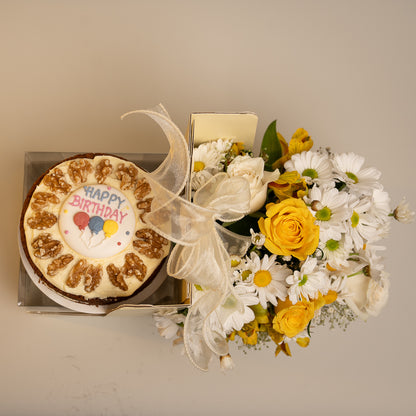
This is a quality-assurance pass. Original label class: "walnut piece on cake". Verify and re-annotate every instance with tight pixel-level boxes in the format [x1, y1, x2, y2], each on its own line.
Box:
[31, 233, 63, 259]
[121, 253, 147, 281]
[68, 159, 93, 184]
[134, 178, 151, 200]
[95, 158, 113, 184]
[27, 211, 58, 230]
[133, 228, 168, 259]
[107, 253, 147, 289]
[30, 192, 60, 211]
[66, 259, 88, 288]
[47, 254, 74, 276]
[43, 168, 72, 195]
[66, 260, 103, 292]
[84, 264, 103, 293]
[107, 263, 128, 291]
[136, 198, 153, 222]
[115, 163, 138, 190]
[134, 178, 153, 221]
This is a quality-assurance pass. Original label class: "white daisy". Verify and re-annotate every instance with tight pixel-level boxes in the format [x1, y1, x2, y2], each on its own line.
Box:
[347, 197, 382, 250]
[304, 184, 351, 242]
[250, 228, 265, 249]
[353, 243, 387, 282]
[232, 255, 252, 284]
[206, 284, 258, 339]
[327, 273, 348, 295]
[393, 197, 415, 224]
[153, 309, 185, 340]
[191, 169, 213, 191]
[286, 257, 329, 304]
[220, 285, 259, 333]
[336, 249, 368, 280]
[332, 152, 382, 195]
[370, 189, 391, 224]
[193, 142, 223, 170]
[191, 143, 224, 190]
[319, 234, 354, 270]
[230, 255, 243, 270]
[241, 252, 290, 308]
[207, 138, 233, 154]
[284, 150, 333, 185]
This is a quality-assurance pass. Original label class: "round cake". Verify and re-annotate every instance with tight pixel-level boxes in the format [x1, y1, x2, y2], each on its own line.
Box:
[19, 153, 170, 305]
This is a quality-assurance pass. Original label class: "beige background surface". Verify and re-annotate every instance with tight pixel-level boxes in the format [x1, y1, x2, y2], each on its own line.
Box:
[1, 1, 415, 415]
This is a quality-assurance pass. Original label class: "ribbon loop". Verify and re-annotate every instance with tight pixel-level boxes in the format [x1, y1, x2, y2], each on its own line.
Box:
[121, 104, 189, 196]
[193, 173, 251, 222]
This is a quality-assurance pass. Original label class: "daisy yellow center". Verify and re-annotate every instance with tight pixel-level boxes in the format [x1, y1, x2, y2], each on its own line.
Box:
[194, 161, 205, 172]
[302, 168, 318, 179]
[299, 274, 308, 286]
[231, 142, 244, 155]
[231, 259, 241, 268]
[253, 270, 272, 287]
[346, 171, 359, 183]
[326, 239, 339, 251]
[363, 265, 371, 276]
[241, 270, 252, 281]
[351, 211, 360, 228]
[316, 206, 332, 221]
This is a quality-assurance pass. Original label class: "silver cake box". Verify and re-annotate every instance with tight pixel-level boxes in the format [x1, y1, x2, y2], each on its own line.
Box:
[18, 152, 190, 315]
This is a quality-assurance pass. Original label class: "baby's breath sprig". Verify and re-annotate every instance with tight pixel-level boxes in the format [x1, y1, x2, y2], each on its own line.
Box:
[313, 301, 357, 331]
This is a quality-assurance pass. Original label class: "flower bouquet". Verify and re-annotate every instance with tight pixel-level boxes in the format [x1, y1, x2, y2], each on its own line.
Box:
[154, 113, 414, 371]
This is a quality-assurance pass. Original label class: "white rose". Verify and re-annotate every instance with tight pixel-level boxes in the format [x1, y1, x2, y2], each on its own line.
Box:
[345, 274, 371, 320]
[227, 155, 280, 213]
[344, 272, 390, 320]
[365, 273, 390, 317]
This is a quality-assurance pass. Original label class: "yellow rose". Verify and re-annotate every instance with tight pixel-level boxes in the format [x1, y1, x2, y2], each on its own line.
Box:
[258, 198, 319, 260]
[273, 298, 315, 338]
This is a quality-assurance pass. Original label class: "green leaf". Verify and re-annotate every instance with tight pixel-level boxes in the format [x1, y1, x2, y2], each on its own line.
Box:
[260, 120, 282, 171]
[221, 215, 260, 236]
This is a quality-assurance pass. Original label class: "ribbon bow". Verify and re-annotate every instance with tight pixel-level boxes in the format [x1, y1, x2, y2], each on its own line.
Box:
[123, 105, 252, 370]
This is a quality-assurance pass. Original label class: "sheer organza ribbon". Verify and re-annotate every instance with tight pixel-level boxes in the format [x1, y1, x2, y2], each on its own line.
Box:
[122, 105, 251, 370]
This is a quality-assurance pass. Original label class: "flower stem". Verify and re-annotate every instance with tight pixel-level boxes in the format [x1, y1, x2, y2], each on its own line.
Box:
[347, 270, 364, 278]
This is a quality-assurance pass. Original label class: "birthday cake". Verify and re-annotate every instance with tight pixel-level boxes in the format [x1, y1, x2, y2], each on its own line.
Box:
[19, 153, 170, 305]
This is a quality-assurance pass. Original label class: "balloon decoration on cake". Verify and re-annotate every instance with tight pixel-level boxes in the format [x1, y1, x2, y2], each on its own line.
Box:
[72, 212, 119, 238]
[73, 211, 89, 231]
